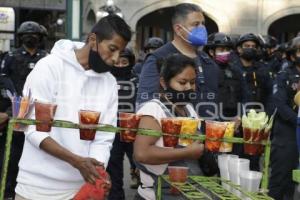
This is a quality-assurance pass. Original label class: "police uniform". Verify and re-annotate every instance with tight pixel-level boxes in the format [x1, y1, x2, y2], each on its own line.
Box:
[0, 46, 47, 95]
[107, 69, 138, 200]
[268, 67, 300, 200]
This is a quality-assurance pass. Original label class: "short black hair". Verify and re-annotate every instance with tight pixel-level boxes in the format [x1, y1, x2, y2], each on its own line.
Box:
[91, 15, 132, 42]
[159, 54, 196, 85]
[172, 3, 203, 25]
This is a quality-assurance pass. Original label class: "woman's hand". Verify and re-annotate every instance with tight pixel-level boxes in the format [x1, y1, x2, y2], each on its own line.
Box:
[186, 141, 204, 160]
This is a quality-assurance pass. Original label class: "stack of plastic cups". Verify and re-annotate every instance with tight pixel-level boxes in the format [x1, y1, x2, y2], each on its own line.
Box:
[239, 170, 262, 200]
[228, 157, 250, 197]
[217, 154, 238, 191]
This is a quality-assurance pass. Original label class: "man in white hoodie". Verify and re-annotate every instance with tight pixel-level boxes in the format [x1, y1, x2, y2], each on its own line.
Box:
[14, 15, 132, 200]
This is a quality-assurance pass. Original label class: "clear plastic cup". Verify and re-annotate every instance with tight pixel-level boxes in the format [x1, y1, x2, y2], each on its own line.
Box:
[205, 121, 227, 152]
[12, 98, 32, 132]
[161, 118, 182, 147]
[218, 154, 239, 191]
[178, 118, 200, 146]
[239, 170, 262, 193]
[35, 101, 57, 132]
[79, 110, 100, 140]
[243, 127, 263, 155]
[168, 166, 188, 195]
[219, 122, 235, 152]
[119, 112, 141, 143]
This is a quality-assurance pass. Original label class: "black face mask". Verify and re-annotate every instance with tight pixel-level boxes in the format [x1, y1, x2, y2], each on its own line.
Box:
[22, 35, 39, 49]
[88, 49, 112, 73]
[110, 66, 132, 78]
[165, 87, 196, 104]
[241, 48, 257, 61]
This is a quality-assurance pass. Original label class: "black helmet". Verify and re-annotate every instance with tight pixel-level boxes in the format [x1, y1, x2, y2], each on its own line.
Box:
[39, 25, 48, 37]
[144, 37, 164, 51]
[120, 47, 135, 66]
[207, 32, 233, 48]
[236, 33, 260, 47]
[17, 21, 41, 35]
[261, 35, 278, 48]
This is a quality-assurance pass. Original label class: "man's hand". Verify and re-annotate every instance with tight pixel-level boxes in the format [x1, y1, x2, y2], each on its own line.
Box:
[73, 157, 103, 184]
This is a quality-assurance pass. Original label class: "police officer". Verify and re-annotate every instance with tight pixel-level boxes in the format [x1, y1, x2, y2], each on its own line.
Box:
[0, 21, 47, 198]
[133, 37, 164, 77]
[1, 21, 47, 96]
[268, 36, 300, 200]
[107, 48, 139, 200]
[205, 32, 243, 119]
[229, 33, 273, 171]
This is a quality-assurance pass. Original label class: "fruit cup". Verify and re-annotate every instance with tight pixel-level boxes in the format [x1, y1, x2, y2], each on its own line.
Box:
[243, 127, 262, 155]
[205, 121, 227, 152]
[219, 122, 235, 153]
[178, 118, 200, 146]
[79, 110, 100, 140]
[161, 118, 182, 148]
[168, 166, 188, 195]
[119, 112, 141, 143]
[35, 100, 57, 132]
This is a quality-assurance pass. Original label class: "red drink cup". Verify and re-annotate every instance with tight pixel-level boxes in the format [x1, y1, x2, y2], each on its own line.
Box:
[243, 128, 262, 155]
[168, 166, 188, 195]
[119, 112, 141, 143]
[79, 110, 100, 140]
[161, 118, 182, 147]
[34, 101, 57, 132]
[257, 130, 270, 154]
[205, 121, 227, 152]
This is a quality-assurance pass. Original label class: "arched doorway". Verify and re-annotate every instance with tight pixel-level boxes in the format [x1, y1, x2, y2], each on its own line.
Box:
[268, 14, 300, 43]
[135, 6, 218, 52]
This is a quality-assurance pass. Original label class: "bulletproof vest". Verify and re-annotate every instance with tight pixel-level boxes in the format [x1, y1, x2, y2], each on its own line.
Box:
[218, 66, 242, 111]
[4, 48, 47, 95]
[117, 72, 138, 113]
[284, 67, 300, 109]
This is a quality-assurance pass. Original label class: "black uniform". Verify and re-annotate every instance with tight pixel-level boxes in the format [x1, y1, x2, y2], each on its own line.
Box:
[107, 71, 138, 200]
[218, 62, 243, 119]
[268, 67, 300, 200]
[0, 46, 47, 95]
[229, 54, 273, 171]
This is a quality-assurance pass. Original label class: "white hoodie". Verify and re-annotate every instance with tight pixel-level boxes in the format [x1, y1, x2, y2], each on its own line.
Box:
[16, 40, 117, 199]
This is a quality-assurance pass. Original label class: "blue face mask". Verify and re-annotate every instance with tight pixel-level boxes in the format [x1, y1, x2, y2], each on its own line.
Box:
[180, 25, 208, 46]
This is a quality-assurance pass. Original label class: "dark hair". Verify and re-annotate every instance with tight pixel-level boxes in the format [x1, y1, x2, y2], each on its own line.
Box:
[172, 3, 203, 25]
[91, 15, 132, 42]
[159, 54, 196, 84]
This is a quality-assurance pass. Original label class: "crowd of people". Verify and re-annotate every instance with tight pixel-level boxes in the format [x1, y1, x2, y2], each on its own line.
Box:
[0, 2, 300, 200]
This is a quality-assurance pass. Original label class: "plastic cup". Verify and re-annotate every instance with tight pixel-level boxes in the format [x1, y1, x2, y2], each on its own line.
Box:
[218, 154, 238, 191]
[258, 129, 270, 154]
[228, 158, 250, 196]
[168, 166, 188, 195]
[243, 127, 262, 155]
[79, 110, 100, 140]
[239, 170, 262, 192]
[11, 97, 33, 132]
[178, 118, 199, 146]
[119, 112, 141, 143]
[219, 122, 235, 152]
[205, 121, 227, 152]
[34, 101, 57, 132]
[161, 118, 182, 147]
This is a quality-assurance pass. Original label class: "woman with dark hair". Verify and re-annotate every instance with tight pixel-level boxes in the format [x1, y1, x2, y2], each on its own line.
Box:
[134, 54, 204, 200]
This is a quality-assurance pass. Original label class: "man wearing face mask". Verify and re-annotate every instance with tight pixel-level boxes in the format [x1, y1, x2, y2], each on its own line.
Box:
[0, 21, 47, 96]
[107, 47, 140, 200]
[0, 21, 47, 199]
[14, 15, 132, 200]
[205, 32, 242, 119]
[268, 36, 300, 200]
[229, 33, 273, 171]
[136, 3, 219, 120]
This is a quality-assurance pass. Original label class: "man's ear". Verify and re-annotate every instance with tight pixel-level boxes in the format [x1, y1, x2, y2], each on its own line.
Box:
[88, 33, 97, 47]
[237, 46, 242, 55]
[173, 24, 181, 36]
[209, 49, 215, 58]
[160, 77, 167, 90]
